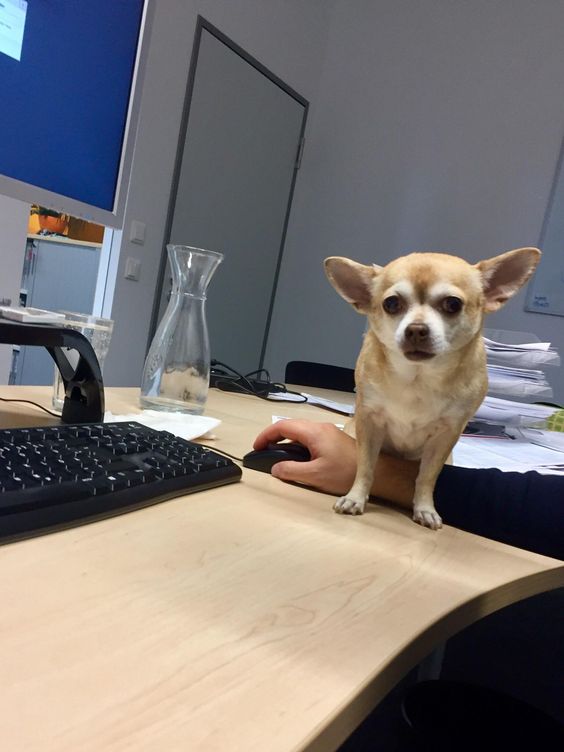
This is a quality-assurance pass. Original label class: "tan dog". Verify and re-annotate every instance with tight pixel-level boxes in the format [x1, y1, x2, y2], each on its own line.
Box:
[324, 248, 541, 529]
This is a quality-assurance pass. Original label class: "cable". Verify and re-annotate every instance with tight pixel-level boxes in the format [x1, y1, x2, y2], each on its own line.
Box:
[0, 396, 61, 418]
[210, 360, 307, 403]
[197, 442, 243, 463]
[0, 359, 309, 426]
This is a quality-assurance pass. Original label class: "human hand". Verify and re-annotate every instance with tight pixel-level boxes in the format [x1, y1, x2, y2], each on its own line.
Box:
[253, 419, 418, 509]
[252, 419, 356, 495]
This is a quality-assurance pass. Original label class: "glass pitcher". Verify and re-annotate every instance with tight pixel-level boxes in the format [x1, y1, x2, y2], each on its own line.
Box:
[140, 244, 223, 414]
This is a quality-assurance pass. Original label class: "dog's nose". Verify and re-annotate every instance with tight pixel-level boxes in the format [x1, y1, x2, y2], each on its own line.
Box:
[405, 322, 430, 345]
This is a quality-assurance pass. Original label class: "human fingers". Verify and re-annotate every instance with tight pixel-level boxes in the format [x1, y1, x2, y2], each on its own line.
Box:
[253, 419, 324, 451]
[271, 455, 353, 496]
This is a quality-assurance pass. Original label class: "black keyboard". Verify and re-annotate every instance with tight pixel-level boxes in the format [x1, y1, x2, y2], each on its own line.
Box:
[0, 421, 241, 543]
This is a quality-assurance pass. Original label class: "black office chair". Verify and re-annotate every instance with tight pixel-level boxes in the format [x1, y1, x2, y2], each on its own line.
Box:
[400, 679, 564, 750]
[284, 361, 355, 392]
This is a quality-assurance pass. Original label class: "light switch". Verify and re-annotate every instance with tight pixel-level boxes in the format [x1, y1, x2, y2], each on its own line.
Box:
[129, 219, 146, 245]
[124, 256, 141, 281]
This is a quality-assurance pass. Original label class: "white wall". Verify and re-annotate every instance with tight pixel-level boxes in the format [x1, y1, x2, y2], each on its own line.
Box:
[264, 0, 564, 403]
[104, 0, 333, 386]
[0, 195, 30, 381]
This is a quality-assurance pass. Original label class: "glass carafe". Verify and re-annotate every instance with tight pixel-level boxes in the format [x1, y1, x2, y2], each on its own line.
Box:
[140, 245, 223, 414]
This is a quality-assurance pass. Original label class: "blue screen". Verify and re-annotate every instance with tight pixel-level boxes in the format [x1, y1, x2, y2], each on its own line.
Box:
[0, 0, 145, 212]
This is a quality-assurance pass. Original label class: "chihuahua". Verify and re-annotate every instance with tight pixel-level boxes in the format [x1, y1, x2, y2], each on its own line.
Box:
[324, 247, 541, 529]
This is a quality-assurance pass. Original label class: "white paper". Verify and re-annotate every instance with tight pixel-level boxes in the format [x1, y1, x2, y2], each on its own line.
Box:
[301, 392, 355, 415]
[484, 337, 553, 352]
[474, 396, 558, 427]
[486, 365, 553, 398]
[266, 391, 308, 402]
[0, 305, 65, 324]
[266, 391, 355, 414]
[453, 432, 564, 474]
[104, 410, 220, 441]
[271, 414, 345, 429]
[516, 427, 564, 453]
[484, 336, 560, 369]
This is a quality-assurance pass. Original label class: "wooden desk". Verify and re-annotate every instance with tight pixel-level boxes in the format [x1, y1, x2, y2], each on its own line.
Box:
[0, 386, 562, 752]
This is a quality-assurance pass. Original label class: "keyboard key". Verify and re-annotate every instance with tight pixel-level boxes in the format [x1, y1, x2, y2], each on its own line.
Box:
[0, 421, 241, 542]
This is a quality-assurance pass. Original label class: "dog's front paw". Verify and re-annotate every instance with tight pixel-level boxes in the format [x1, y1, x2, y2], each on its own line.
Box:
[413, 504, 442, 530]
[333, 495, 366, 515]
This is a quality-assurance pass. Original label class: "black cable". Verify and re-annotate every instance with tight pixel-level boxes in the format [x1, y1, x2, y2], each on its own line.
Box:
[210, 360, 307, 403]
[0, 396, 61, 418]
[197, 442, 243, 463]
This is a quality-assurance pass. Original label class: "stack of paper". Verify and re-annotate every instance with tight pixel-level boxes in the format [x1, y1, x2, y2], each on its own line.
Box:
[453, 430, 564, 474]
[461, 396, 564, 474]
[486, 363, 553, 399]
[484, 334, 559, 399]
[484, 337, 560, 368]
[473, 395, 557, 427]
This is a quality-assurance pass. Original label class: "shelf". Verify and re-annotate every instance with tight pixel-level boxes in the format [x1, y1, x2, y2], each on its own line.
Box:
[27, 234, 103, 249]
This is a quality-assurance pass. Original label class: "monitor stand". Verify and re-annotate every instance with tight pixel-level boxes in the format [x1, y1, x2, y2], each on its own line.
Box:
[0, 319, 104, 423]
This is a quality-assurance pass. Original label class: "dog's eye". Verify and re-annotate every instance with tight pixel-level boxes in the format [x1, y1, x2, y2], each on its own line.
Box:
[442, 296, 463, 314]
[382, 295, 402, 314]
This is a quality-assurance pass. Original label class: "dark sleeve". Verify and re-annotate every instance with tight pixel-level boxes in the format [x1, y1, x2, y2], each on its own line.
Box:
[434, 465, 564, 560]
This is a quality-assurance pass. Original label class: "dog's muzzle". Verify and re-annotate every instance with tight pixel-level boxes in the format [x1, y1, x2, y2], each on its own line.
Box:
[402, 323, 436, 361]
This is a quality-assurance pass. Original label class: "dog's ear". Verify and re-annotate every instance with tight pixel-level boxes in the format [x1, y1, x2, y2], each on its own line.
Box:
[324, 257, 381, 313]
[475, 247, 541, 313]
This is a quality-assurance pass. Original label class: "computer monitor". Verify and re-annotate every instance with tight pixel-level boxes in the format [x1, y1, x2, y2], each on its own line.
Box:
[0, 0, 153, 229]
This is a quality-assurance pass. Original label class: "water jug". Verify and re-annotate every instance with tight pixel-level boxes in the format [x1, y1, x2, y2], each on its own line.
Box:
[140, 244, 223, 414]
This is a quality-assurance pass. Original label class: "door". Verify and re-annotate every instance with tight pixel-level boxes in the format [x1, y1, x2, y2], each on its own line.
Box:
[152, 18, 307, 375]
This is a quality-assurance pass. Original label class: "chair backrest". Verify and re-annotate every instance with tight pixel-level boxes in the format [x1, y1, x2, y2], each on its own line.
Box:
[284, 361, 355, 392]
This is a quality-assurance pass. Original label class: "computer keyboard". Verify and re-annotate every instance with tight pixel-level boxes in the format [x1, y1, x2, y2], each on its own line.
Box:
[0, 421, 241, 543]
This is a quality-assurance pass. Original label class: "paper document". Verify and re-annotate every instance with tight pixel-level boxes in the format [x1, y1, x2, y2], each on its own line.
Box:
[267, 391, 355, 414]
[517, 427, 564, 453]
[453, 432, 564, 475]
[266, 391, 308, 403]
[474, 396, 559, 427]
[486, 364, 552, 398]
[484, 336, 560, 368]
[302, 392, 355, 415]
[0, 305, 65, 324]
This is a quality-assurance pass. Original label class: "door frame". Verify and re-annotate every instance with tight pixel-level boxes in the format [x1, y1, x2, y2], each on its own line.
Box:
[147, 15, 308, 369]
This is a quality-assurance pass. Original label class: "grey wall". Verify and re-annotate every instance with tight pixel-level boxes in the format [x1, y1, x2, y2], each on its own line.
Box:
[264, 0, 564, 404]
[104, 0, 333, 386]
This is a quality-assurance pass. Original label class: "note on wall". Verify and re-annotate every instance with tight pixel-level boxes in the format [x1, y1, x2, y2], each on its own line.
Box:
[526, 245, 564, 315]
[526, 140, 564, 317]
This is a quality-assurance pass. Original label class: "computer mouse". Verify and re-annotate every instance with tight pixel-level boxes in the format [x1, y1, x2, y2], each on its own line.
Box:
[242, 442, 311, 473]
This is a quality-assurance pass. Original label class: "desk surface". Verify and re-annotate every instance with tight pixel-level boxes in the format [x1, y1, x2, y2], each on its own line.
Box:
[0, 386, 562, 752]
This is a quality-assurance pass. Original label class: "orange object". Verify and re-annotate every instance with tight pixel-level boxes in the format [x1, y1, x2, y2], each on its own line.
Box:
[28, 213, 41, 235]
[67, 217, 104, 243]
[38, 215, 68, 234]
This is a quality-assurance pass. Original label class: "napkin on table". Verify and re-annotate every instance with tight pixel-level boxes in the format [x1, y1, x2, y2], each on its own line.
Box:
[104, 410, 220, 441]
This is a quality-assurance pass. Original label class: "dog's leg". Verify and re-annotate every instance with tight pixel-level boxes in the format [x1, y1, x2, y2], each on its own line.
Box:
[412, 426, 462, 530]
[334, 411, 384, 515]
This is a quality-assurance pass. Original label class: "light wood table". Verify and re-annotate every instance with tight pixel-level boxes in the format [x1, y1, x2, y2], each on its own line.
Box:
[0, 386, 562, 752]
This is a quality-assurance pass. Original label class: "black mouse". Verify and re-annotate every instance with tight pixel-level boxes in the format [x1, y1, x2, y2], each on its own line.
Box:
[242, 442, 311, 473]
